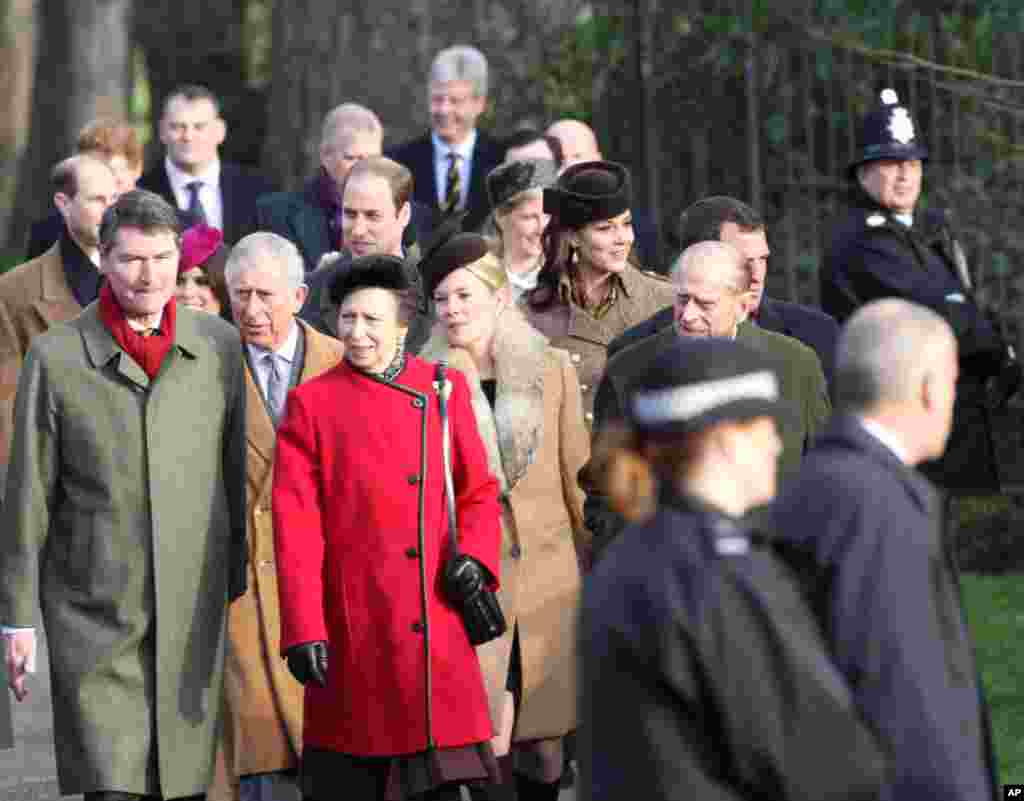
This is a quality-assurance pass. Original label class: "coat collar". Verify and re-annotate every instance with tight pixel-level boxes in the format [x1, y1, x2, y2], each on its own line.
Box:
[246, 320, 345, 463]
[33, 243, 83, 325]
[818, 413, 938, 514]
[80, 301, 202, 389]
[419, 305, 548, 491]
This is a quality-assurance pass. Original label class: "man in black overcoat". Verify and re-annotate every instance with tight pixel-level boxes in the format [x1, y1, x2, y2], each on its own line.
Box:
[820, 88, 1020, 493]
[773, 299, 999, 801]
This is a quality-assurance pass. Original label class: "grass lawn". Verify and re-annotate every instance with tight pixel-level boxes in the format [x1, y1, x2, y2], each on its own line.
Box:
[962, 572, 1024, 785]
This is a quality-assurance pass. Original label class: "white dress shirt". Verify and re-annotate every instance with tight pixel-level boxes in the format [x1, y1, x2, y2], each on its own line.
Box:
[165, 156, 224, 232]
[432, 129, 477, 211]
[246, 322, 300, 409]
[858, 417, 911, 465]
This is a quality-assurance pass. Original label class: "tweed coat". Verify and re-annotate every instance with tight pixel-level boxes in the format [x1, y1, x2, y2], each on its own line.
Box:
[272, 356, 501, 756]
[419, 307, 589, 741]
[0, 242, 84, 488]
[523, 266, 675, 428]
[0, 303, 248, 798]
[210, 321, 344, 800]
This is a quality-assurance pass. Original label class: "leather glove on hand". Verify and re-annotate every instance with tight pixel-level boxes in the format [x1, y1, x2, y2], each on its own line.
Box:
[285, 641, 328, 687]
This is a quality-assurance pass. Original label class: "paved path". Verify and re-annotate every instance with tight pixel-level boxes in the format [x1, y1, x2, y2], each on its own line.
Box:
[0, 633, 574, 801]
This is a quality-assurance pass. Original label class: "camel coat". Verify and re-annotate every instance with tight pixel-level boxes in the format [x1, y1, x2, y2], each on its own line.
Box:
[0, 242, 83, 489]
[210, 321, 344, 800]
[420, 307, 589, 741]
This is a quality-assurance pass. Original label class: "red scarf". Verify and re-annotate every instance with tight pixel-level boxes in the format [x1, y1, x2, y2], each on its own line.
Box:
[99, 282, 177, 379]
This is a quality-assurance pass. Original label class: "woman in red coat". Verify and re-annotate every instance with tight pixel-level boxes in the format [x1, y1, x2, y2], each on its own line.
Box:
[272, 254, 503, 801]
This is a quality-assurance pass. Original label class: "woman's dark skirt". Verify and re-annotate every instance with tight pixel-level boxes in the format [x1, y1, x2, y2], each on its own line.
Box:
[302, 742, 500, 801]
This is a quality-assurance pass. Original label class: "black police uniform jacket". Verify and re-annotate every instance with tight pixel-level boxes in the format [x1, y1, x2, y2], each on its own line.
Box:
[772, 415, 998, 801]
[821, 190, 1011, 492]
[580, 489, 885, 801]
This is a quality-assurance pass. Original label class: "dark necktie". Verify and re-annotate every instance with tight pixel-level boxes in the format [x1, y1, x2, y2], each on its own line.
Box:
[443, 153, 461, 216]
[186, 180, 208, 224]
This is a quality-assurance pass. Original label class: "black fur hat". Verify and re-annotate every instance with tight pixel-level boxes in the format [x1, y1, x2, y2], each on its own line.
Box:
[329, 254, 411, 306]
[543, 160, 631, 229]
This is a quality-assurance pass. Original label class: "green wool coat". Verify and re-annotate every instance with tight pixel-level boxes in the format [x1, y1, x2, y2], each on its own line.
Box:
[0, 303, 247, 798]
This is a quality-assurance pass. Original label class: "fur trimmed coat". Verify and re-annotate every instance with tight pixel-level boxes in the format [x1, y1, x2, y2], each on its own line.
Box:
[420, 307, 589, 741]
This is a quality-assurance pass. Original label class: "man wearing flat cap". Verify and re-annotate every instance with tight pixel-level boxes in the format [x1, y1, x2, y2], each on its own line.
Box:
[822, 88, 1021, 494]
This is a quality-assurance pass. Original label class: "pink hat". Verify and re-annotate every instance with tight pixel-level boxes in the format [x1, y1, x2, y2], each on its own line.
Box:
[179, 224, 224, 274]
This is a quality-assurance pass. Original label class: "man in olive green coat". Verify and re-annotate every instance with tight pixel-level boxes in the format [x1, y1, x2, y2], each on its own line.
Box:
[0, 190, 247, 800]
[585, 241, 829, 557]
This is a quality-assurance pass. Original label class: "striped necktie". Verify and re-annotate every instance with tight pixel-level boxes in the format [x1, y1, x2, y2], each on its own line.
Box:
[186, 180, 208, 224]
[442, 153, 461, 215]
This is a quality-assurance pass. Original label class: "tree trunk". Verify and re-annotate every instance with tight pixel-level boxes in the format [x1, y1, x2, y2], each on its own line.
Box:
[261, 0, 585, 192]
[0, 0, 37, 253]
[5, 0, 133, 256]
[134, 0, 266, 167]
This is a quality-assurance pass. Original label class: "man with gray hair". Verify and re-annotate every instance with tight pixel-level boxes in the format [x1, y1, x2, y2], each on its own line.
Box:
[1, 189, 248, 800]
[773, 298, 998, 801]
[583, 240, 829, 559]
[211, 232, 343, 801]
[388, 44, 505, 231]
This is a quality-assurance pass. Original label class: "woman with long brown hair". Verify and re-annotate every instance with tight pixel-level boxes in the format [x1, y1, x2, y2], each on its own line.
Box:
[523, 160, 674, 427]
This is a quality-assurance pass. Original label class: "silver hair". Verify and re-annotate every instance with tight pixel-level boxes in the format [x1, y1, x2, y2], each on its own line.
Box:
[430, 45, 488, 97]
[669, 240, 751, 293]
[835, 298, 955, 413]
[320, 103, 383, 153]
[225, 232, 306, 291]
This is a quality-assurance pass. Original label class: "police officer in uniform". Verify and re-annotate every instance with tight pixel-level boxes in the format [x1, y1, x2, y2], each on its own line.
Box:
[580, 337, 885, 801]
[821, 88, 1021, 493]
[523, 160, 675, 428]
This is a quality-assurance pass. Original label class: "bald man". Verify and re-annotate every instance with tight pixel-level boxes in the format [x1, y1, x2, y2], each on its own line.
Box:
[773, 299, 998, 801]
[583, 241, 829, 559]
[546, 118, 660, 268]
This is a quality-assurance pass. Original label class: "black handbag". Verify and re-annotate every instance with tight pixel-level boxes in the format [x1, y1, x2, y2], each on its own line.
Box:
[434, 361, 508, 646]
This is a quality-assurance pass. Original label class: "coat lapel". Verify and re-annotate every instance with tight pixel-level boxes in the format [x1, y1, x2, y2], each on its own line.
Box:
[33, 245, 83, 327]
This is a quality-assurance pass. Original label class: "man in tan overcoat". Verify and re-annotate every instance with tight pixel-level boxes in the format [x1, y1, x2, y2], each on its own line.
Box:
[209, 233, 344, 801]
[0, 155, 119, 486]
[1, 190, 248, 801]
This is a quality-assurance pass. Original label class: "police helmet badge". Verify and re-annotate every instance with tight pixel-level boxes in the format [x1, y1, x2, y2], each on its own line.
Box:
[847, 88, 928, 178]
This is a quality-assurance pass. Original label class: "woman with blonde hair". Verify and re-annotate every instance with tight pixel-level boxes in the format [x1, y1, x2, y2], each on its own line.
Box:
[419, 230, 590, 801]
[580, 337, 887, 801]
[484, 159, 557, 301]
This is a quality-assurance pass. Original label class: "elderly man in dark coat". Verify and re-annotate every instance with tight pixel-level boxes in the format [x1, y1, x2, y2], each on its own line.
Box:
[773, 299, 999, 801]
[820, 88, 1020, 493]
[1, 190, 247, 801]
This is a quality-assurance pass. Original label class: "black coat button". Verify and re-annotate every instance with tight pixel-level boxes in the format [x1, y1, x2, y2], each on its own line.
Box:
[407, 474, 420, 485]
[411, 621, 424, 633]
[405, 547, 419, 559]
[510, 544, 522, 559]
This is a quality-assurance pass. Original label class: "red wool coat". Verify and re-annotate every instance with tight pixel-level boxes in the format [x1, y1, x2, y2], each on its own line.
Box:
[272, 356, 502, 756]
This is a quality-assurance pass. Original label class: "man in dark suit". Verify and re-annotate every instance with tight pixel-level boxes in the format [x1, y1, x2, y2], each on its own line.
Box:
[254, 103, 434, 273]
[773, 299, 998, 801]
[139, 84, 276, 245]
[607, 196, 839, 392]
[386, 45, 504, 232]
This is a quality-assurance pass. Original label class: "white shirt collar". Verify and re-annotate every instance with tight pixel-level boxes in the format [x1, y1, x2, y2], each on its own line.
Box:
[858, 417, 910, 465]
[164, 156, 221, 195]
[432, 129, 477, 163]
[507, 264, 540, 292]
[125, 311, 164, 333]
[246, 321, 300, 365]
[893, 212, 914, 227]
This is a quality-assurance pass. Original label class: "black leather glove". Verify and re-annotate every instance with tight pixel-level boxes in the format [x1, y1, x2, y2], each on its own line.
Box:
[285, 641, 328, 687]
